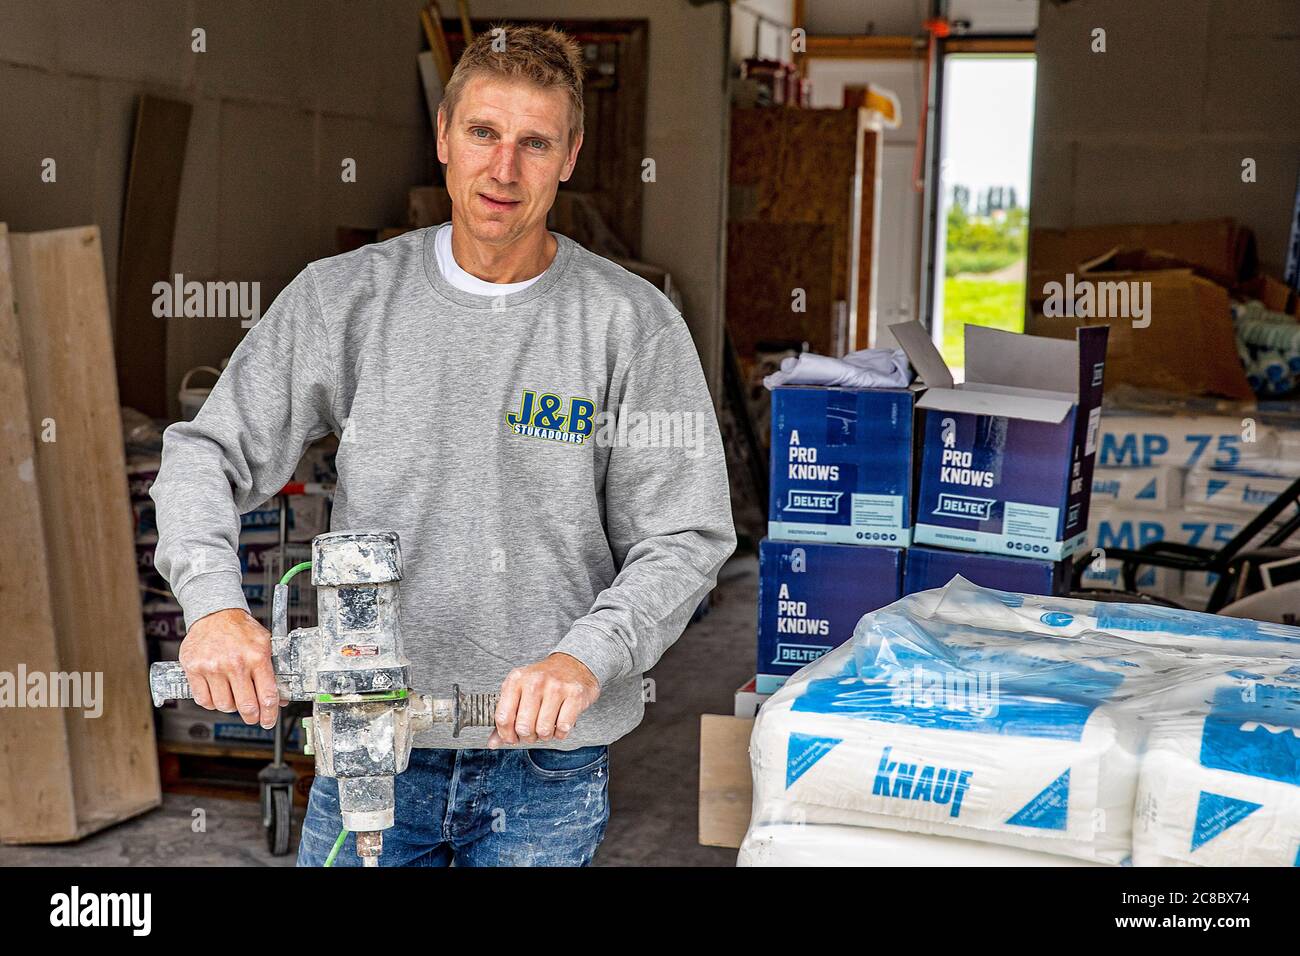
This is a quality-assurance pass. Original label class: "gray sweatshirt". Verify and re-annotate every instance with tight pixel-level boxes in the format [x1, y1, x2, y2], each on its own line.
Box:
[150, 227, 737, 749]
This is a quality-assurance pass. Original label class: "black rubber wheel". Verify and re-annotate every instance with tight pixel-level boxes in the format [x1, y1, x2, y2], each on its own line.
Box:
[266, 787, 292, 856]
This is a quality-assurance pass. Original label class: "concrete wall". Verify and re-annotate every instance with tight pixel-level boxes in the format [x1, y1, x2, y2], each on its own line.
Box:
[1032, 0, 1300, 278]
[0, 0, 731, 415]
[472, 1, 731, 395]
[0, 0, 432, 420]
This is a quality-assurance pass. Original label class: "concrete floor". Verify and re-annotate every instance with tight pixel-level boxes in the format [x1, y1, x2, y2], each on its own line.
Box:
[0, 552, 758, 868]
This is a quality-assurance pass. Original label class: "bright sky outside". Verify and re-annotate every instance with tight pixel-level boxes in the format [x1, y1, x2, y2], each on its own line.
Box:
[940, 56, 1037, 206]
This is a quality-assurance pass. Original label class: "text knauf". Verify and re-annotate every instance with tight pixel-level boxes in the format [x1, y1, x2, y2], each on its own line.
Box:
[873, 745, 974, 818]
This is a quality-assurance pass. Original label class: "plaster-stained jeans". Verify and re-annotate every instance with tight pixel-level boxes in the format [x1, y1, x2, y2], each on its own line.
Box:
[296, 745, 610, 867]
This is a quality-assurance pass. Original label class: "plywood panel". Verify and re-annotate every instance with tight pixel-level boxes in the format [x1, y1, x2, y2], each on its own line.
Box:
[0, 223, 79, 843]
[8, 226, 160, 841]
[730, 107, 868, 347]
[726, 220, 837, 358]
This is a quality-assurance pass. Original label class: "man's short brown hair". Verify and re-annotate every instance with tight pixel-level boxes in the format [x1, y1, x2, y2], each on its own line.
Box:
[440, 24, 585, 145]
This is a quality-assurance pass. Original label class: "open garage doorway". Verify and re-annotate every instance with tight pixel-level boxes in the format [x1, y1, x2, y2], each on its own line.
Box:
[931, 54, 1036, 373]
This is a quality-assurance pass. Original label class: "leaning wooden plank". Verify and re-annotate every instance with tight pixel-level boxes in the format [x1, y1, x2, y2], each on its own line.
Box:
[8, 226, 160, 840]
[115, 95, 192, 417]
[0, 223, 80, 843]
[421, 3, 454, 84]
[455, 0, 474, 42]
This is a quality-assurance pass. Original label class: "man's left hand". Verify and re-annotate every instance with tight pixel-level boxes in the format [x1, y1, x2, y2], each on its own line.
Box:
[490, 653, 600, 747]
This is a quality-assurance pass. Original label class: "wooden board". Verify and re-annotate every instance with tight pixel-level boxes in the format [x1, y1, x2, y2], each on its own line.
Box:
[725, 220, 837, 358]
[698, 714, 754, 849]
[729, 107, 874, 352]
[0, 223, 80, 843]
[115, 95, 192, 417]
[7, 226, 160, 842]
[856, 125, 882, 350]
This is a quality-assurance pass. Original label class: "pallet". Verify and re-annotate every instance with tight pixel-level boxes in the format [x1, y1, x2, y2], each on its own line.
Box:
[157, 741, 315, 808]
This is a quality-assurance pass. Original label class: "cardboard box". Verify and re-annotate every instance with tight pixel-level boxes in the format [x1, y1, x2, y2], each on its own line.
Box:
[903, 545, 1070, 597]
[756, 538, 902, 693]
[142, 600, 187, 643]
[734, 677, 772, 719]
[133, 494, 327, 544]
[1030, 218, 1255, 290]
[235, 495, 328, 541]
[158, 699, 302, 750]
[698, 715, 754, 849]
[1237, 274, 1298, 317]
[1027, 252, 1252, 401]
[893, 321, 1109, 560]
[768, 386, 916, 547]
[126, 459, 160, 503]
[1097, 414, 1280, 470]
[1091, 465, 1184, 510]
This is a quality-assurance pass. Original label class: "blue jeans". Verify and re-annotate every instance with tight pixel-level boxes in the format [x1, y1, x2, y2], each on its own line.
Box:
[296, 745, 610, 867]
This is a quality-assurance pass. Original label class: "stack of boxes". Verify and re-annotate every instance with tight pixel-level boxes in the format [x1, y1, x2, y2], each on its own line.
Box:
[1087, 410, 1300, 608]
[132, 439, 335, 748]
[742, 322, 1110, 711]
[755, 387, 914, 695]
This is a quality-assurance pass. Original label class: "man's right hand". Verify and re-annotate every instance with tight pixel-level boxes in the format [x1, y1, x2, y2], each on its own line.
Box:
[178, 608, 280, 729]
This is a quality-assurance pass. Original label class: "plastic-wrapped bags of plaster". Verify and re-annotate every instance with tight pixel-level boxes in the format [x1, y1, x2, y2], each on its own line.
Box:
[738, 823, 1105, 867]
[743, 576, 1300, 866]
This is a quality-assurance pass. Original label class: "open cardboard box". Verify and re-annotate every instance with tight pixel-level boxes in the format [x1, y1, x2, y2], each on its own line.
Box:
[891, 320, 1108, 560]
[1030, 217, 1256, 289]
[1026, 245, 1256, 401]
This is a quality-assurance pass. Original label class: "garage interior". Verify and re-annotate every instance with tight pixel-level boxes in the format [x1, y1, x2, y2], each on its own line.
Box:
[2, 0, 1300, 870]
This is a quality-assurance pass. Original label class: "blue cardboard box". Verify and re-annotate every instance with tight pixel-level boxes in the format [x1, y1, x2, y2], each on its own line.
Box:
[757, 538, 903, 693]
[768, 386, 916, 547]
[892, 321, 1109, 560]
[903, 545, 1069, 597]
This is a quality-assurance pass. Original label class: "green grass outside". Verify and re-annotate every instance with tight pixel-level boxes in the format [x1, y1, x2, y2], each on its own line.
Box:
[941, 277, 1025, 368]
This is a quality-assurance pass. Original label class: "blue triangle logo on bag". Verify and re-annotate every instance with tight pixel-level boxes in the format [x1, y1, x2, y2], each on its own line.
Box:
[1006, 769, 1070, 830]
[1192, 791, 1261, 851]
[785, 733, 841, 789]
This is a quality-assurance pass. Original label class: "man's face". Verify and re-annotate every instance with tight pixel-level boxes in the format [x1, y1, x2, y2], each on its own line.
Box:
[437, 73, 582, 247]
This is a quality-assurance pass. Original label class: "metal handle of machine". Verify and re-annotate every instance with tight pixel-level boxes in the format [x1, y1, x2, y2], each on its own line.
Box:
[451, 683, 500, 737]
[152, 659, 499, 738]
[149, 660, 192, 707]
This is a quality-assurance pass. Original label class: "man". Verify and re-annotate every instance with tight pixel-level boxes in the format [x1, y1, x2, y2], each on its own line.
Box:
[150, 25, 735, 867]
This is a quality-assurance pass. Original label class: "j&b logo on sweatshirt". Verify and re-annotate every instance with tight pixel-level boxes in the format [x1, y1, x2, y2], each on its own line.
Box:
[506, 389, 596, 446]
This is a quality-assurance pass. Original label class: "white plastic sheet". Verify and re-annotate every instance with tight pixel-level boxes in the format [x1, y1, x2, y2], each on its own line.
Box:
[744, 577, 1300, 866]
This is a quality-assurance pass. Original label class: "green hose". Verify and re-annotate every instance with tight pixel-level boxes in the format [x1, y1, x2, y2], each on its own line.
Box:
[280, 561, 312, 587]
[324, 828, 348, 867]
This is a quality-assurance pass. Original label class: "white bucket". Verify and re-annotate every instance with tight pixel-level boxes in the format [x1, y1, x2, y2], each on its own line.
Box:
[178, 365, 223, 421]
